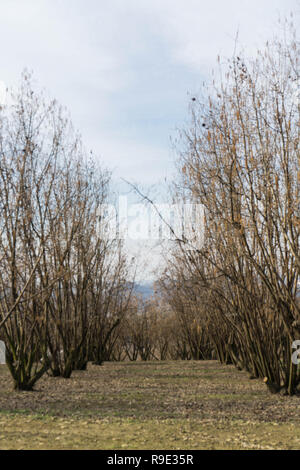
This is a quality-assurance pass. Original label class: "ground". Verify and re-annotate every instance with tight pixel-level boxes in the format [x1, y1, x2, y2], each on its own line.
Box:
[0, 360, 299, 450]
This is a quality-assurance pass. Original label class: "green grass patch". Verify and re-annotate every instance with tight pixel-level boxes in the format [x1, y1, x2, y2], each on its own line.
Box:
[0, 360, 299, 449]
[0, 413, 299, 450]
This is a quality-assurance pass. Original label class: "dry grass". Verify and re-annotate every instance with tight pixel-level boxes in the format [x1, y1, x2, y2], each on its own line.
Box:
[0, 360, 299, 449]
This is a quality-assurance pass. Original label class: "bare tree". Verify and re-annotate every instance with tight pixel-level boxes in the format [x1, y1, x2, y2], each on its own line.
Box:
[0, 72, 134, 388]
[171, 21, 300, 394]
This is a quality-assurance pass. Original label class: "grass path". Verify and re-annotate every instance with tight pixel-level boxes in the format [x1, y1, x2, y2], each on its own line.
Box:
[0, 361, 299, 449]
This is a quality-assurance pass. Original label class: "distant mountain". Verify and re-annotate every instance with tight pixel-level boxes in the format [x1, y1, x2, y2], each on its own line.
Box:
[134, 282, 154, 299]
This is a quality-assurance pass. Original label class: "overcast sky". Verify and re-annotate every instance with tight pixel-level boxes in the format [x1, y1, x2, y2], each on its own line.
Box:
[0, 0, 299, 281]
[0, 0, 299, 186]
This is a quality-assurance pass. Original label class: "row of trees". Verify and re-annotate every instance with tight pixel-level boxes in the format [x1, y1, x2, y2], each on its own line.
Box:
[160, 23, 300, 395]
[1, 23, 299, 399]
[100, 293, 214, 362]
[0, 74, 216, 390]
[0, 73, 134, 390]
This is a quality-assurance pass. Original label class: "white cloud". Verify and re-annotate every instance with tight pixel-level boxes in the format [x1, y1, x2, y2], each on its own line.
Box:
[0, 0, 298, 186]
[86, 132, 172, 183]
[129, 0, 299, 71]
[0, 0, 299, 280]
